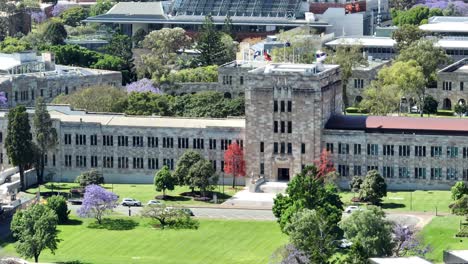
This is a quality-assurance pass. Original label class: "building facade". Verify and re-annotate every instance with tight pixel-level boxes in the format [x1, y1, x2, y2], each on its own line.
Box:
[0, 106, 245, 184]
[245, 63, 342, 181]
[0, 52, 122, 107]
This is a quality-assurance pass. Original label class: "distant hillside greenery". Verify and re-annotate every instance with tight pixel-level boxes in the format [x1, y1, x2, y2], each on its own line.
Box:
[164, 65, 218, 83]
[53, 87, 244, 118]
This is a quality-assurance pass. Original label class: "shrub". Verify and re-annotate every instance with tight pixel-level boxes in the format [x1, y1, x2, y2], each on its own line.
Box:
[46, 195, 70, 224]
[437, 110, 455, 116]
[168, 215, 199, 230]
[346, 107, 368, 114]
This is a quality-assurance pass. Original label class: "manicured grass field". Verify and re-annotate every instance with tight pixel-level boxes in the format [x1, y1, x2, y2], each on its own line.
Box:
[340, 190, 453, 213]
[421, 216, 468, 263]
[0, 217, 287, 264]
[26, 183, 242, 206]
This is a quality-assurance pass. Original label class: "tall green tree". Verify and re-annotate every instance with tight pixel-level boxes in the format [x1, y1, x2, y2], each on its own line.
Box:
[89, 0, 114, 16]
[397, 39, 450, 86]
[33, 97, 57, 184]
[187, 159, 218, 197]
[196, 15, 232, 66]
[360, 83, 401, 115]
[272, 166, 343, 233]
[46, 195, 70, 224]
[222, 15, 233, 37]
[451, 181, 468, 201]
[11, 204, 60, 263]
[154, 165, 175, 198]
[392, 24, 425, 51]
[326, 45, 368, 109]
[5, 105, 34, 191]
[59, 6, 88, 27]
[359, 170, 387, 204]
[173, 150, 203, 189]
[285, 209, 339, 263]
[423, 95, 438, 116]
[340, 206, 394, 258]
[43, 21, 67, 45]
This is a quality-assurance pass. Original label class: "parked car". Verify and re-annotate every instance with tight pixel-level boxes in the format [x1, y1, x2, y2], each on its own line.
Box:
[121, 198, 141, 206]
[181, 208, 194, 216]
[147, 200, 163, 206]
[344, 206, 360, 214]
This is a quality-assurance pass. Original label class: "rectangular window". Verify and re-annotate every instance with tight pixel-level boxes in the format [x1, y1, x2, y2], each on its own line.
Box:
[398, 167, 410, 178]
[367, 144, 378, 156]
[447, 146, 459, 158]
[274, 101, 278, 112]
[447, 168, 458, 180]
[414, 146, 426, 157]
[353, 144, 361, 155]
[75, 134, 86, 146]
[118, 157, 129, 169]
[75, 155, 87, 168]
[103, 156, 114, 168]
[367, 165, 378, 172]
[414, 167, 426, 179]
[274, 121, 278, 133]
[91, 156, 98, 168]
[53, 154, 56, 166]
[338, 165, 350, 177]
[148, 158, 158, 170]
[260, 163, 264, 175]
[280, 142, 285, 154]
[133, 157, 144, 169]
[326, 143, 334, 153]
[133, 136, 143, 147]
[287, 143, 292, 154]
[274, 142, 278, 154]
[280, 101, 285, 112]
[398, 145, 410, 156]
[353, 165, 361, 176]
[430, 168, 442, 180]
[64, 134, 72, 145]
[280, 121, 285, 133]
[221, 161, 224, 172]
[64, 155, 72, 167]
[212, 160, 217, 171]
[354, 79, 364, 89]
[301, 143, 305, 154]
[240, 76, 244, 85]
[209, 138, 216, 150]
[383, 166, 394, 178]
[260, 142, 264, 153]
[431, 146, 442, 157]
[461, 82, 464, 91]
[463, 169, 468, 181]
[118, 136, 128, 147]
[287, 101, 292, 112]
[383, 145, 394, 156]
[338, 143, 349, 154]
[90, 135, 97, 146]
[287, 121, 292, 133]
[103, 135, 114, 146]
[443, 81, 452, 91]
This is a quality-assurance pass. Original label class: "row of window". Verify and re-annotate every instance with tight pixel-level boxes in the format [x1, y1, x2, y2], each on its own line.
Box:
[273, 100, 292, 113]
[222, 75, 244, 86]
[273, 121, 292, 133]
[329, 143, 466, 158]
[63, 134, 242, 150]
[260, 142, 306, 154]
[442, 81, 464, 91]
[337, 164, 468, 181]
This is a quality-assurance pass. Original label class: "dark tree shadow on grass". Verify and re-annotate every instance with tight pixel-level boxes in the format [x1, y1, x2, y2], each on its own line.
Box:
[381, 203, 405, 209]
[154, 195, 191, 202]
[87, 218, 138, 231]
[61, 219, 83, 226]
[57, 261, 92, 264]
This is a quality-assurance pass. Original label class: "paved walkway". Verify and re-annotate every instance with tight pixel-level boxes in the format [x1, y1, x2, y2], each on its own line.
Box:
[222, 188, 277, 209]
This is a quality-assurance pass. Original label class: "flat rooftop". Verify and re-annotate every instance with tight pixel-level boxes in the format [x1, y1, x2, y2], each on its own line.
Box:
[420, 22, 468, 33]
[326, 115, 468, 135]
[0, 65, 119, 79]
[369, 256, 432, 264]
[3, 105, 246, 129]
[250, 63, 339, 75]
[325, 37, 396, 48]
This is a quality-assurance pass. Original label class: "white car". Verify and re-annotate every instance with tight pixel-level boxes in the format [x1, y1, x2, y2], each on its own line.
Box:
[121, 198, 141, 206]
[344, 206, 360, 214]
[147, 200, 163, 206]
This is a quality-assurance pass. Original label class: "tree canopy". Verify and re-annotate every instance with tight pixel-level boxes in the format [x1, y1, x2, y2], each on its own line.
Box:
[59, 6, 88, 27]
[391, 6, 443, 26]
[340, 206, 394, 258]
[11, 204, 60, 263]
[173, 150, 203, 187]
[359, 170, 387, 204]
[154, 165, 175, 197]
[77, 184, 118, 224]
[187, 159, 218, 197]
[196, 15, 235, 66]
[392, 24, 425, 51]
[5, 105, 34, 191]
[75, 170, 105, 187]
[43, 21, 68, 45]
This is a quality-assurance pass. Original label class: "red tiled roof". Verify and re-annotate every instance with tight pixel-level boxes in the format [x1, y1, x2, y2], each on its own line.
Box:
[326, 115, 468, 133]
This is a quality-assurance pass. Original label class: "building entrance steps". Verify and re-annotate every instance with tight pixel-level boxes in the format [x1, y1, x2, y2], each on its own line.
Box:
[259, 181, 288, 194]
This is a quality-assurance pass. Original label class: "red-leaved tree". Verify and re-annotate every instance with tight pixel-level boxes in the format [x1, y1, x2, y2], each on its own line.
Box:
[315, 148, 335, 179]
[224, 142, 246, 188]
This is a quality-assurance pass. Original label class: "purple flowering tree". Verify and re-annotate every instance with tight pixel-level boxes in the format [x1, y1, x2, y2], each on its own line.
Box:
[125, 78, 161, 94]
[51, 2, 73, 17]
[29, 11, 47, 24]
[0, 92, 8, 108]
[393, 224, 431, 257]
[77, 185, 118, 224]
[418, 0, 468, 15]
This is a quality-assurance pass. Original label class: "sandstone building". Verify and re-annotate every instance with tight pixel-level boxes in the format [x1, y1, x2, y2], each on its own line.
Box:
[0, 52, 122, 107]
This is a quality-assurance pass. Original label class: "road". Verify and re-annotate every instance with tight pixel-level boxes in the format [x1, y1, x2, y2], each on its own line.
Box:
[68, 204, 432, 227]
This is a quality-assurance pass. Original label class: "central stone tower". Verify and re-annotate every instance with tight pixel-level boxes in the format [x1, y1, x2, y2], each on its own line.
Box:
[245, 63, 341, 182]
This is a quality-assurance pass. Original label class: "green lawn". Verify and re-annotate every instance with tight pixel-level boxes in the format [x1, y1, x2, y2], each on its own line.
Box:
[340, 190, 453, 213]
[421, 216, 468, 263]
[26, 183, 242, 206]
[0, 217, 287, 264]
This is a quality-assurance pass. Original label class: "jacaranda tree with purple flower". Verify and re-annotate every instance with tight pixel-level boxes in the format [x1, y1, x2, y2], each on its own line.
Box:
[51, 2, 73, 17]
[125, 78, 161, 94]
[393, 224, 431, 257]
[29, 11, 47, 24]
[77, 184, 118, 224]
[0, 92, 8, 108]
